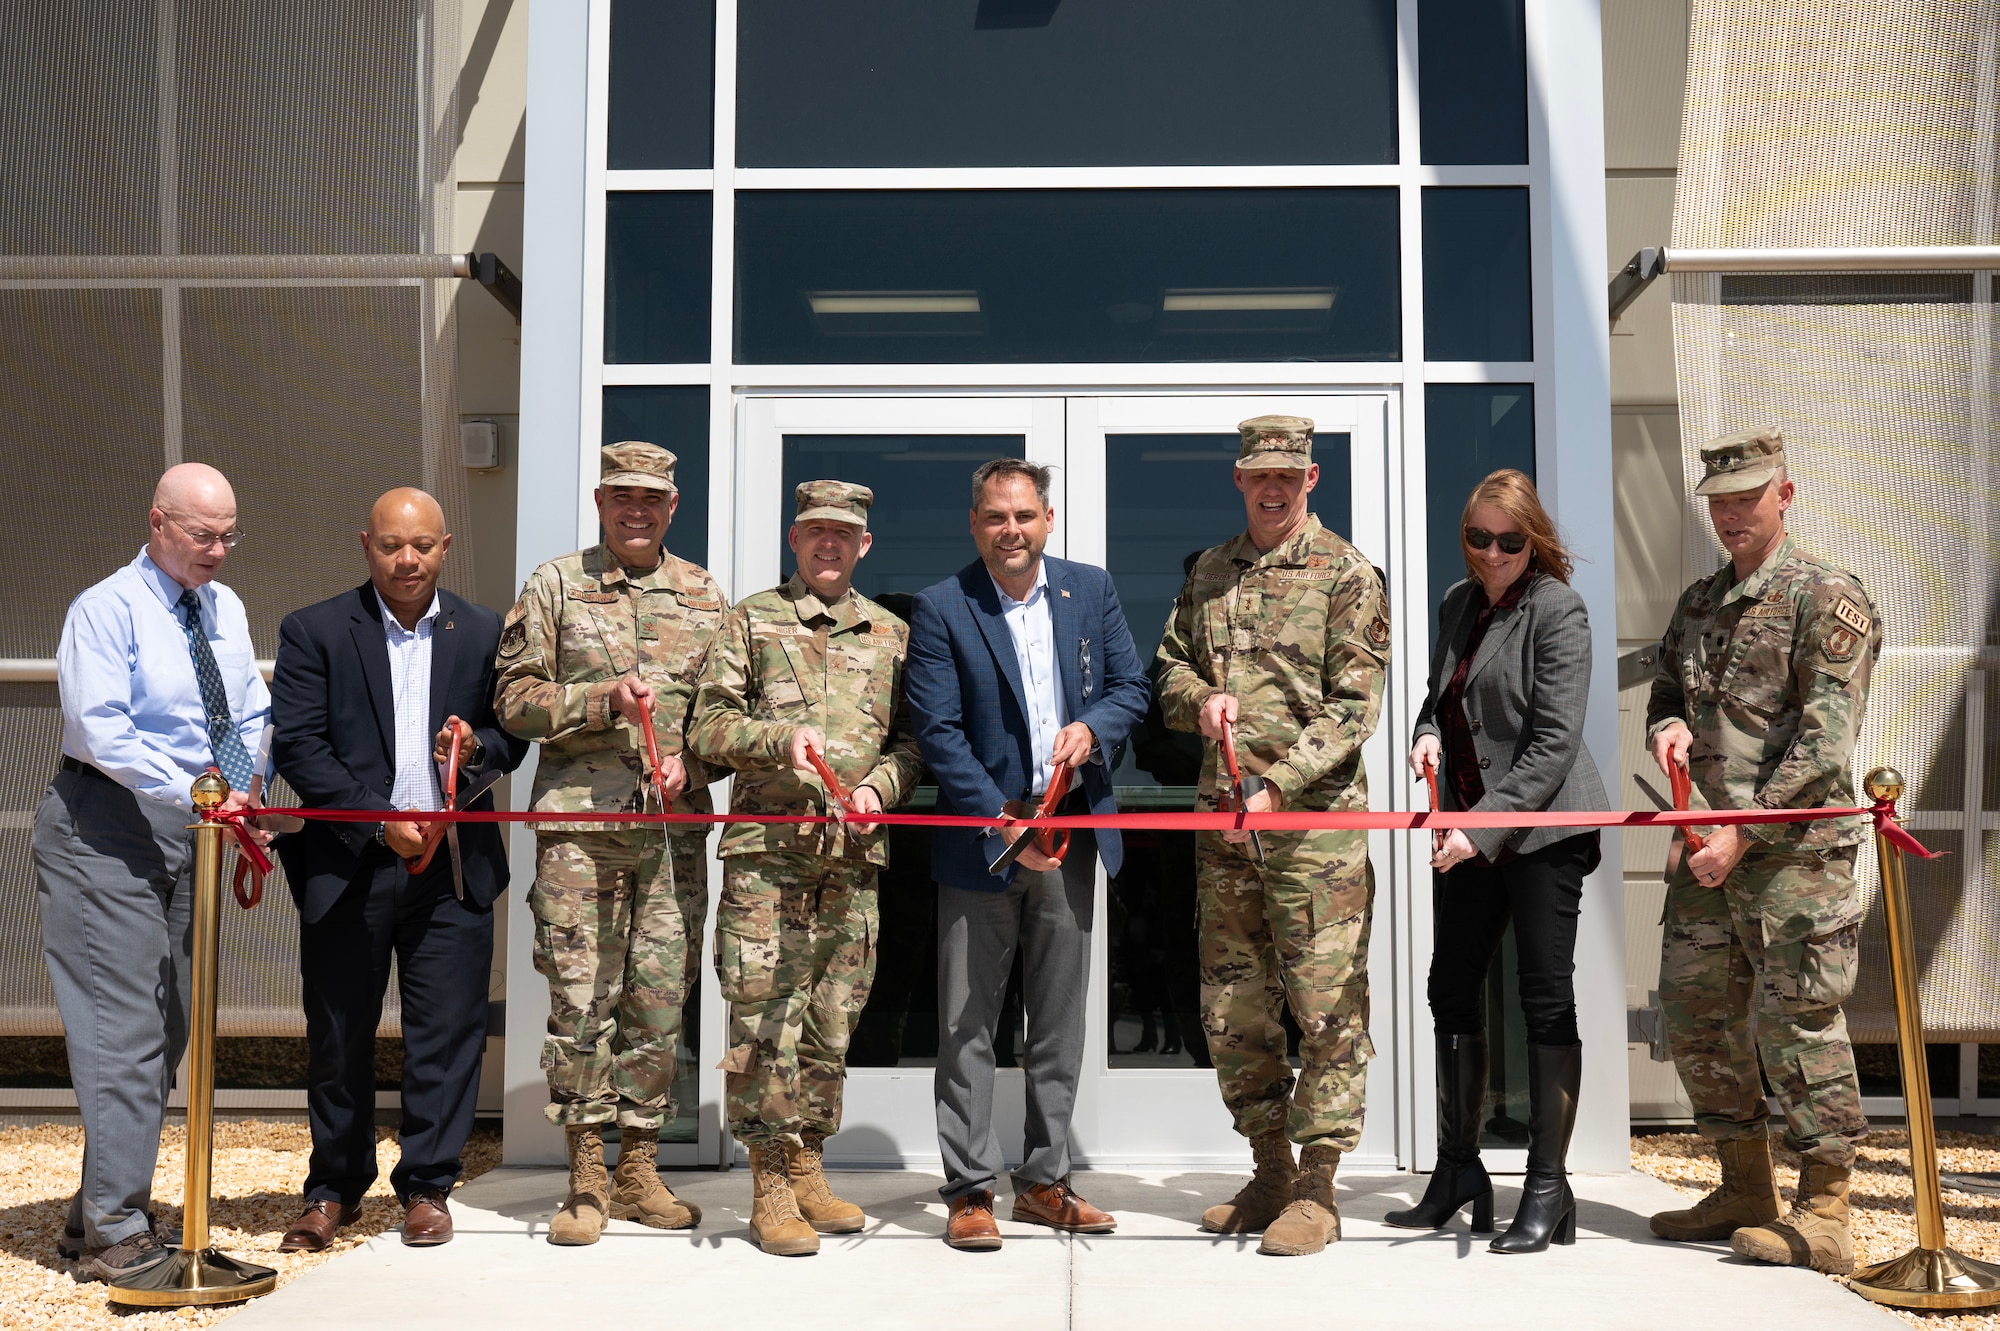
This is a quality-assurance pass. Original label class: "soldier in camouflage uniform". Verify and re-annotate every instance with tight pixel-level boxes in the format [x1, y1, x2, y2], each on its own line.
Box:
[1155, 416, 1390, 1257]
[495, 441, 726, 1246]
[1645, 428, 1880, 1274]
[688, 481, 924, 1256]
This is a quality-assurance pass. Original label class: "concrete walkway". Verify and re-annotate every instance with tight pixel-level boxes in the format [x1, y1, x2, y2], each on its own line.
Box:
[224, 1168, 1901, 1331]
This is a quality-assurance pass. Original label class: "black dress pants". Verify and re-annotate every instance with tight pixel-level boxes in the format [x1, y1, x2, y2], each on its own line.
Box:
[300, 854, 493, 1205]
[1427, 833, 1598, 1048]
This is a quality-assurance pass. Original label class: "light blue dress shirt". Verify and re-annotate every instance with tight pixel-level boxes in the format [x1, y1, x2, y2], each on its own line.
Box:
[378, 590, 443, 813]
[991, 561, 1068, 797]
[57, 549, 271, 809]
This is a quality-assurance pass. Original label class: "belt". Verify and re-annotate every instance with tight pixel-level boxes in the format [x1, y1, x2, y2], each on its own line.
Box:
[59, 755, 113, 782]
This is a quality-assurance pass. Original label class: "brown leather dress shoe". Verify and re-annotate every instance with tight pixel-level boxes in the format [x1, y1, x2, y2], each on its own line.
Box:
[946, 1189, 1004, 1251]
[1012, 1178, 1116, 1233]
[280, 1198, 360, 1252]
[401, 1188, 454, 1246]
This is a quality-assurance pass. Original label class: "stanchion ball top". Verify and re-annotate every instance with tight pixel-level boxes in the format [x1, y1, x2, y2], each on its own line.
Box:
[192, 768, 230, 811]
[1865, 767, 1904, 803]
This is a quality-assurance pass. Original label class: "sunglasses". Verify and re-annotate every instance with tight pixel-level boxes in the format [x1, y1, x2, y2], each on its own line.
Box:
[1464, 526, 1528, 555]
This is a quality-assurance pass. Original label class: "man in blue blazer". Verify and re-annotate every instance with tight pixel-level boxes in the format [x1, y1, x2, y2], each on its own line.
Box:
[905, 458, 1148, 1250]
[270, 489, 525, 1250]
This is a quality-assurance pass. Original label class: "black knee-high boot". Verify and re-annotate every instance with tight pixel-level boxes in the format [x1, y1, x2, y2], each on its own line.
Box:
[1385, 1032, 1494, 1231]
[1490, 1042, 1581, 1253]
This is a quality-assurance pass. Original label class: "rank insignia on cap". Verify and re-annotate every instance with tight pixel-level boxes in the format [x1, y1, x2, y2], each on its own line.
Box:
[1833, 599, 1872, 636]
[1824, 626, 1859, 661]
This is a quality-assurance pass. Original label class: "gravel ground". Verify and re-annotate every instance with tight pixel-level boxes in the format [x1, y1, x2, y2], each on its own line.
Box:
[1633, 1130, 2000, 1329]
[0, 1119, 499, 1328]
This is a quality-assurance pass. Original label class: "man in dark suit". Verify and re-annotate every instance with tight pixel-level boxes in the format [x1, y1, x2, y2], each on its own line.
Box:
[905, 458, 1148, 1251]
[270, 488, 525, 1249]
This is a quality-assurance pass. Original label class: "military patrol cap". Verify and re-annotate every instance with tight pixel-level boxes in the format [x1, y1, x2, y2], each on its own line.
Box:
[1695, 428, 1785, 496]
[794, 479, 873, 528]
[600, 440, 677, 492]
[1235, 415, 1314, 470]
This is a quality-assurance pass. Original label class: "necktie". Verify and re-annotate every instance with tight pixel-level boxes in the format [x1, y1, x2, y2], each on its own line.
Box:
[177, 588, 254, 792]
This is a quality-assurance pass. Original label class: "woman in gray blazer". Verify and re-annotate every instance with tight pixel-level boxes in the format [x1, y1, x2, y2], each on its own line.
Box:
[1385, 469, 1608, 1255]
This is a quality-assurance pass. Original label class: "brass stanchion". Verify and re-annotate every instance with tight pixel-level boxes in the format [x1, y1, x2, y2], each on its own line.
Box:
[107, 771, 277, 1307]
[1848, 767, 2000, 1311]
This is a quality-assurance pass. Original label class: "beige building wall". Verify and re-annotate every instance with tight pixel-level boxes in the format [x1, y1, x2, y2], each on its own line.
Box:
[1603, 0, 1694, 1121]
[455, 0, 528, 1114]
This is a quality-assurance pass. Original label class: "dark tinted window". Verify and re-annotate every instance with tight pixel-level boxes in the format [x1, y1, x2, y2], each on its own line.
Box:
[734, 188, 1401, 364]
[1422, 188, 1532, 362]
[736, 0, 1397, 167]
[603, 386, 711, 569]
[1423, 383, 1534, 614]
[1418, 0, 1527, 164]
[604, 193, 712, 363]
[607, 0, 716, 169]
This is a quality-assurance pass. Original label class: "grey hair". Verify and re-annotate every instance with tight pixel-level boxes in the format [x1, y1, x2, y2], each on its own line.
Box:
[970, 457, 1052, 510]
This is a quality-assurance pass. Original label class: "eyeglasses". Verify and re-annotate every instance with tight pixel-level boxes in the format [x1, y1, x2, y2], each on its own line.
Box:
[165, 514, 245, 550]
[1464, 526, 1528, 555]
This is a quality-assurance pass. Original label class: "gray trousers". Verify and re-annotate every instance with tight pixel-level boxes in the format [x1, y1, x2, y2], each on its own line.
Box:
[934, 830, 1094, 1201]
[33, 767, 195, 1248]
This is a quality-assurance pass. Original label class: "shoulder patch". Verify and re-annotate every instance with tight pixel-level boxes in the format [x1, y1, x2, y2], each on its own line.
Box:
[1822, 625, 1860, 662]
[499, 617, 527, 657]
[1366, 615, 1391, 649]
[1833, 598, 1872, 636]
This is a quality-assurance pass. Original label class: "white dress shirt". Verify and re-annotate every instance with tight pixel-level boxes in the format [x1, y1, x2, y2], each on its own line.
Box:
[378, 591, 444, 813]
[57, 548, 271, 809]
[991, 561, 1068, 797]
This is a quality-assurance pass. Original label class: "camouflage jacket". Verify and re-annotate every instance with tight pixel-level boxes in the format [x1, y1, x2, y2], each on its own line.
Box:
[494, 543, 726, 833]
[1645, 534, 1880, 850]
[1154, 515, 1390, 812]
[687, 574, 924, 864]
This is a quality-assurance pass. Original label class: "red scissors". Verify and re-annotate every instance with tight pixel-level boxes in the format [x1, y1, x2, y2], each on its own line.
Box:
[637, 694, 671, 816]
[1669, 758, 1707, 854]
[803, 740, 858, 815]
[405, 717, 502, 898]
[1217, 718, 1266, 863]
[992, 762, 1073, 871]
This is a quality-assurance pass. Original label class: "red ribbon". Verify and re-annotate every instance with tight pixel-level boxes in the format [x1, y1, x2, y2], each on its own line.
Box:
[208, 809, 272, 909]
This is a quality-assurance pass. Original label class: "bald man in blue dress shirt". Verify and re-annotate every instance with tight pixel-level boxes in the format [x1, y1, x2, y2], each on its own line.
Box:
[33, 463, 271, 1282]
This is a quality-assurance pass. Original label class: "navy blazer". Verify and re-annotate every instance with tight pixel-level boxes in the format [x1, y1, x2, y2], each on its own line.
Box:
[906, 556, 1150, 892]
[272, 584, 526, 922]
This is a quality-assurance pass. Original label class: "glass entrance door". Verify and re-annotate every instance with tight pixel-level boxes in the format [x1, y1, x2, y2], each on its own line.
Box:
[726, 393, 1400, 1170]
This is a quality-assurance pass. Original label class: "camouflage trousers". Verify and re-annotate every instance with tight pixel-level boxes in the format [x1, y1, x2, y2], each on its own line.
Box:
[1660, 844, 1867, 1168]
[714, 852, 878, 1146]
[1197, 827, 1375, 1151]
[531, 829, 708, 1131]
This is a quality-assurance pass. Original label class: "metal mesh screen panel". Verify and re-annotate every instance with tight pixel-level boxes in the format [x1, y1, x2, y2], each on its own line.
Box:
[1673, 0, 2000, 1039]
[0, 289, 166, 658]
[0, 0, 463, 1042]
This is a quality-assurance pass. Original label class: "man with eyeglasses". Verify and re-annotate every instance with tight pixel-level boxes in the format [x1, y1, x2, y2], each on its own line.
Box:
[34, 463, 272, 1281]
[1155, 416, 1390, 1256]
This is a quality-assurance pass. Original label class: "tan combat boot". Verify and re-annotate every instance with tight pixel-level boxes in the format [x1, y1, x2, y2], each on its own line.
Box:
[609, 1126, 701, 1230]
[1259, 1143, 1342, 1255]
[748, 1143, 820, 1256]
[788, 1133, 865, 1234]
[1200, 1130, 1296, 1234]
[1649, 1137, 1782, 1242]
[1729, 1160, 1855, 1274]
[548, 1125, 610, 1246]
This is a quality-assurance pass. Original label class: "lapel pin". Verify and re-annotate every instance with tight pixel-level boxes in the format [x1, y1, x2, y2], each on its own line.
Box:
[443, 620, 454, 630]
[1059, 589, 1070, 598]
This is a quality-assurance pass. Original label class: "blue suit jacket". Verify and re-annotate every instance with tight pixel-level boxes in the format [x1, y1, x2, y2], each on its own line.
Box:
[906, 556, 1150, 892]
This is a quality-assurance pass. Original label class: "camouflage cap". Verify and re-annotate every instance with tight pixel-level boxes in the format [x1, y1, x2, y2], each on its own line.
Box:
[1695, 427, 1785, 496]
[794, 479, 872, 528]
[1236, 415, 1314, 470]
[600, 440, 677, 492]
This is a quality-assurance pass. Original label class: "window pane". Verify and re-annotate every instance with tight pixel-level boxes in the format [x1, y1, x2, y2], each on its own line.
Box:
[605, 193, 712, 364]
[735, 189, 1401, 364]
[603, 386, 711, 569]
[1423, 384, 1534, 614]
[778, 433, 1029, 1070]
[1422, 188, 1532, 362]
[608, 0, 716, 169]
[1419, 0, 1527, 164]
[737, 0, 1397, 168]
[1103, 430, 1349, 1070]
